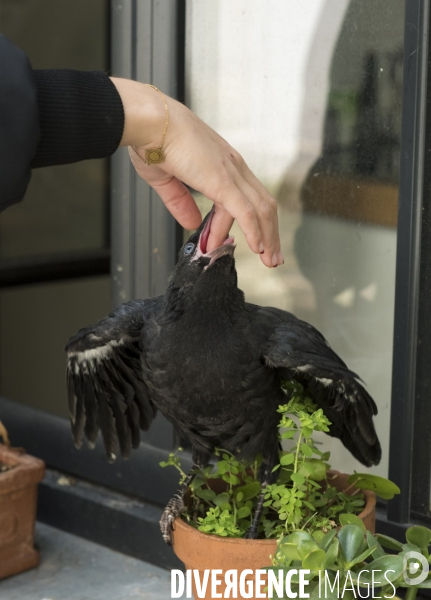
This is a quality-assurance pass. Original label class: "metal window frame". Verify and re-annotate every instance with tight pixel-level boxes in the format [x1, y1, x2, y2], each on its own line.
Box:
[387, 0, 430, 525]
[110, 0, 185, 450]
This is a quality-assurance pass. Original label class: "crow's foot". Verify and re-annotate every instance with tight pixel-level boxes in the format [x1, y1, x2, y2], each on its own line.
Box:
[244, 525, 258, 539]
[160, 493, 185, 546]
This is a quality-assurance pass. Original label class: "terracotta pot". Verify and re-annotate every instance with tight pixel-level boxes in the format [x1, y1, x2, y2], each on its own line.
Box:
[172, 470, 376, 600]
[0, 444, 45, 579]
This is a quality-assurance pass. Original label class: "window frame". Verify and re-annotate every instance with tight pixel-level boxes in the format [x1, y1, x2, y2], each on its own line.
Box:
[387, 0, 431, 527]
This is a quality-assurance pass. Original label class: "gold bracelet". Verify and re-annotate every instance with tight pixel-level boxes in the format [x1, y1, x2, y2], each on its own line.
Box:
[131, 84, 169, 165]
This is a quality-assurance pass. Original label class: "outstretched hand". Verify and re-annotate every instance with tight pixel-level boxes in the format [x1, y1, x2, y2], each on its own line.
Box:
[111, 78, 283, 268]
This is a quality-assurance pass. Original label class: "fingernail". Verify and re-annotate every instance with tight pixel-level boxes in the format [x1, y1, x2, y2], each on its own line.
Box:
[272, 253, 278, 267]
[259, 242, 264, 254]
[278, 250, 284, 265]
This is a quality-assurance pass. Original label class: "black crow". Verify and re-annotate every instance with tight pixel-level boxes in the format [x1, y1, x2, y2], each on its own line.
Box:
[65, 207, 381, 541]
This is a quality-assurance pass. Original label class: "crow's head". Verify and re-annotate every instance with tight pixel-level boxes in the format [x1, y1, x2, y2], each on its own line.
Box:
[170, 206, 237, 292]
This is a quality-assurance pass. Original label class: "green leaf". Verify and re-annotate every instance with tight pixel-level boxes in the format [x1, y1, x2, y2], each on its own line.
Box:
[301, 443, 313, 457]
[402, 542, 422, 554]
[228, 474, 240, 485]
[374, 533, 404, 551]
[291, 473, 305, 485]
[315, 574, 346, 600]
[190, 475, 205, 490]
[347, 473, 400, 500]
[312, 530, 325, 543]
[348, 546, 375, 567]
[338, 524, 365, 564]
[237, 506, 251, 519]
[302, 426, 313, 438]
[303, 548, 326, 570]
[280, 453, 295, 466]
[319, 529, 337, 550]
[194, 488, 216, 502]
[339, 513, 366, 532]
[298, 459, 327, 481]
[213, 492, 230, 507]
[406, 526, 431, 550]
[284, 531, 315, 545]
[234, 481, 261, 501]
[297, 539, 320, 560]
[322, 538, 339, 569]
[279, 542, 300, 560]
[350, 555, 404, 585]
[366, 531, 385, 559]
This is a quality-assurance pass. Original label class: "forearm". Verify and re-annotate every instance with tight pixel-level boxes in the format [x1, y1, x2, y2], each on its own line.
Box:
[31, 70, 124, 168]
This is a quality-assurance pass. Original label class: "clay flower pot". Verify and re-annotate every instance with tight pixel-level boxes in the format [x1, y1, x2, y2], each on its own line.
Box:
[0, 444, 45, 579]
[172, 470, 376, 600]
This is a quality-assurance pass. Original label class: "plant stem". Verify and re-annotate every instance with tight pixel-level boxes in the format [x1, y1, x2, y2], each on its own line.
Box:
[405, 586, 418, 600]
[293, 430, 302, 474]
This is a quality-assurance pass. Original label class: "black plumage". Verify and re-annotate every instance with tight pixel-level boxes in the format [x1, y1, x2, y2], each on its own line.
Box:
[66, 208, 381, 537]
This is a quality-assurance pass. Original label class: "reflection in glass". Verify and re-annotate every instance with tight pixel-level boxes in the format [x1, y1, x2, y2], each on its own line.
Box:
[186, 0, 404, 476]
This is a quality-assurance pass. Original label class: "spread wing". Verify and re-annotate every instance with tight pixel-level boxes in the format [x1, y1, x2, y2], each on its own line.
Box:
[65, 297, 163, 461]
[255, 306, 381, 467]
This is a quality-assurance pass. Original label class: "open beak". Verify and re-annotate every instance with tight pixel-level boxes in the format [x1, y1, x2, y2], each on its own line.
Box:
[192, 207, 235, 265]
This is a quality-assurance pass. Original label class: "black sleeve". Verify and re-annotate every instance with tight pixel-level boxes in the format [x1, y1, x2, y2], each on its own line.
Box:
[0, 35, 125, 212]
[0, 34, 39, 211]
[31, 69, 124, 168]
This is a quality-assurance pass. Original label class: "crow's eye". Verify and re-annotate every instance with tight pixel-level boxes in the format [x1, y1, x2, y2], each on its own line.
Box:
[184, 243, 195, 256]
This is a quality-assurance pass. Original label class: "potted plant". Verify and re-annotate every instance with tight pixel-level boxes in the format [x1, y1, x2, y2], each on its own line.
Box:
[0, 420, 45, 579]
[268, 521, 431, 600]
[162, 383, 399, 599]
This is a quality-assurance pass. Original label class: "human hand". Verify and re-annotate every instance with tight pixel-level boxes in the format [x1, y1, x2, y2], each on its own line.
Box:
[111, 78, 282, 267]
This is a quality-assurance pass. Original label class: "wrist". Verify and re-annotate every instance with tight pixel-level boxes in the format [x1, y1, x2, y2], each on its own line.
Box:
[110, 77, 166, 148]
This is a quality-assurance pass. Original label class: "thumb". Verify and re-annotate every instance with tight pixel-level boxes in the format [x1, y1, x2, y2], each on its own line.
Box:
[149, 175, 202, 231]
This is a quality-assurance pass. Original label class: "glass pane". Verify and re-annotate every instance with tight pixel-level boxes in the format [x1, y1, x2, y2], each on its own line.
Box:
[0, 276, 111, 418]
[186, 0, 404, 477]
[0, 0, 109, 259]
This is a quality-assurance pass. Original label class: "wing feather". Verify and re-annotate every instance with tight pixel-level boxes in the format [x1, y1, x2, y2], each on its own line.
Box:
[65, 298, 162, 461]
[259, 310, 381, 467]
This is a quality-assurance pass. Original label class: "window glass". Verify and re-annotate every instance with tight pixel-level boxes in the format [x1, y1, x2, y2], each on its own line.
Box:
[186, 0, 404, 477]
[0, 276, 111, 419]
[0, 0, 109, 259]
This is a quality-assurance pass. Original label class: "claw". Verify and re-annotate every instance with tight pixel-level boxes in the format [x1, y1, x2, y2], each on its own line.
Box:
[160, 493, 185, 545]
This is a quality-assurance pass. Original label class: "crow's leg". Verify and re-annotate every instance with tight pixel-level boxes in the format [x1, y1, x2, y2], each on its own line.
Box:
[244, 443, 279, 539]
[160, 449, 210, 545]
[244, 484, 267, 539]
[160, 467, 197, 545]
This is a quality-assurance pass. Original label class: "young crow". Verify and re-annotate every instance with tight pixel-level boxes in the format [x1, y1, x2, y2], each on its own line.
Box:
[66, 207, 381, 542]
